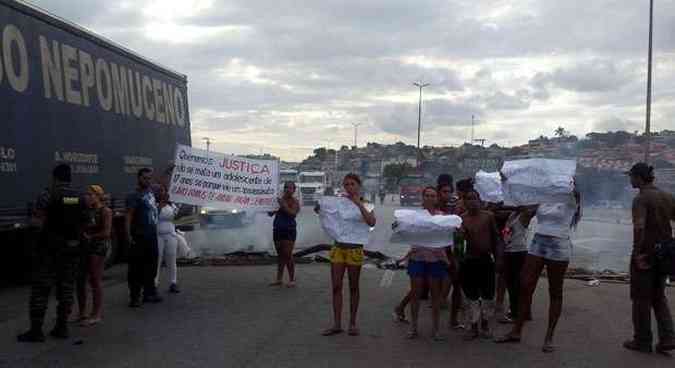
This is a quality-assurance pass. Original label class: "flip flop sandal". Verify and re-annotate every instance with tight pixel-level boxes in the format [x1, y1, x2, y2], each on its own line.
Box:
[82, 318, 102, 327]
[450, 323, 465, 330]
[392, 312, 409, 323]
[321, 328, 344, 336]
[494, 334, 521, 344]
[542, 343, 555, 353]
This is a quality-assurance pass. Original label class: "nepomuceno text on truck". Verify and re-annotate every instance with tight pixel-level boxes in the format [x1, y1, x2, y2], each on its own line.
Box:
[0, 0, 191, 284]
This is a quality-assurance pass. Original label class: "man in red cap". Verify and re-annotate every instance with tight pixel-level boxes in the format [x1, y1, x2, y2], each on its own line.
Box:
[623, 162, 675, 354]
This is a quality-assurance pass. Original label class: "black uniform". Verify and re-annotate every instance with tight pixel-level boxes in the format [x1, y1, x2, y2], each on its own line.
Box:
[28, 184, 86, 332]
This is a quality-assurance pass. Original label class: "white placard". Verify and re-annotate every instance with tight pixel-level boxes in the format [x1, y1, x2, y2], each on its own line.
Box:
[169, 144, 279, 211]
[318, 196, 374, 246]
[501, 159, 576, 206]
[474, 171, 504, 203]
[390, 209, 462, 248]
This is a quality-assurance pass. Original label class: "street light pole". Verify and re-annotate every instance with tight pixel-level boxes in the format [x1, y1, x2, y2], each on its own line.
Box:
[644, 0, 654, 163]
[351, 123, 361, 148]
[413, 82, 430, 168]
[202, 137, 212, 155]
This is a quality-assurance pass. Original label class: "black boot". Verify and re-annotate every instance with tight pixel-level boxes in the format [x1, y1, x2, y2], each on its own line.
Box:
[49, 322, 69, 339]
[17, 328, 46, 343]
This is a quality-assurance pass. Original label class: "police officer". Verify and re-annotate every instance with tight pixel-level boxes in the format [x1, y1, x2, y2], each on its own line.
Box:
[18, 164, 87, 342]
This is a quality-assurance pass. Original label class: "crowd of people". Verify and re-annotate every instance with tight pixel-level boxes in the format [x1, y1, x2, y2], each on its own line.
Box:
[17, 164, 182, 342]
[15, 161, 675, 356]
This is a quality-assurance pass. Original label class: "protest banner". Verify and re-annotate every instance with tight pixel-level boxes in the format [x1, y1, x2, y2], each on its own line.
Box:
[474, 171, 504, 203]
[169, 144, 279, 211]
[318, 196, 375, 248]
[390, 209, 462, 248]
[501, 159, 576, 206]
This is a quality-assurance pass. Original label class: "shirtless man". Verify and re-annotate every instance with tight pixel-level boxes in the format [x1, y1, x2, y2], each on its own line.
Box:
[460, 191, 504, 340]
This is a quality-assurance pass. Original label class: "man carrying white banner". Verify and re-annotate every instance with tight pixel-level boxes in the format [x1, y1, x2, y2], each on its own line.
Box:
[316, 173, 376, 338]
[169, 144, 279, 212]
[392, 187, 462, 341]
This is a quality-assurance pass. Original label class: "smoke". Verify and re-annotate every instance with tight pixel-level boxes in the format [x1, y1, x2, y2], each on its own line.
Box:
[183, 208, 333, 256]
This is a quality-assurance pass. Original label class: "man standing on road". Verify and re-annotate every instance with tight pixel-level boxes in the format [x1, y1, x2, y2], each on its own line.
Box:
[18, 164, 86, 342]
[623, 163, 675, 354]
[126, 168, 162, 307]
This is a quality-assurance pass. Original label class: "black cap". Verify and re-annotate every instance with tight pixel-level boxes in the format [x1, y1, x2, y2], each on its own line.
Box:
[625, 162, 652, 177]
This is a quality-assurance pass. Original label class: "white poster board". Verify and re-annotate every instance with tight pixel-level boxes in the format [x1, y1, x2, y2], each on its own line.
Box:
[390, 209, 462, 248]
[474, 171, 504, 203]
[318, 196, 374, 247]
[169, 144, 279, 211]
[501, 159, 576, 206]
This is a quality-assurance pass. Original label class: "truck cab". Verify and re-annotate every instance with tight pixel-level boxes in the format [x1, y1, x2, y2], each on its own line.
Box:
[298, 171, 326, 206]
[398, 175, 425, 207]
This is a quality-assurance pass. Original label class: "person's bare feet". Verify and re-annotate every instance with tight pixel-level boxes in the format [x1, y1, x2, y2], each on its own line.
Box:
[286, 281, 296, 288]
[348, 327, 360, 336]
[321, 327, 344, 336]
[268, 281, 282, 287]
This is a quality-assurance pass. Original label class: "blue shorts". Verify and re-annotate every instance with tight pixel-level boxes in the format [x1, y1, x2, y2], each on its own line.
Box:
[407, 260, 449, 279]
[528, 234, 572, 262]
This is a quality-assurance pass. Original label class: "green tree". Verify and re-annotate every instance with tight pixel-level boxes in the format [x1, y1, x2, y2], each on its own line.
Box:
[554, 126, 569, 138]
[383, 162, 414, 182]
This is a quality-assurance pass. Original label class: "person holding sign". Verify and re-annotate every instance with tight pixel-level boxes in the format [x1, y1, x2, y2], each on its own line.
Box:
[268, 182, 300, 288]
[496, 185, 581, 353]
[403, 187, 452, 341]
[318, 174, 376, 337]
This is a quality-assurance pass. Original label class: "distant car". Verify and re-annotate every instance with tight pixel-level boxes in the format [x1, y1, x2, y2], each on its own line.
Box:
[199, 207, 250, 229]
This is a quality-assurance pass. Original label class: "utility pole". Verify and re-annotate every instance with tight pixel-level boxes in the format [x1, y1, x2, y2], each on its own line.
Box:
[413, 82, 430, 168]
[471, 115, 475, 144]
[644, 0, 654, 163]
[351, 123, 361, 148]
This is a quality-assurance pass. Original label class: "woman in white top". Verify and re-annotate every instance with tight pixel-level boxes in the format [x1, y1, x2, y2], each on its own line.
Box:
[497, 187, 581, 353]
[156, 185, 180, 293]
[500, 206, 536, 323]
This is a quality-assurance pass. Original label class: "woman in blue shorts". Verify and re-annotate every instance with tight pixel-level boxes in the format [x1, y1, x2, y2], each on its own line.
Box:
[406, 186, 450, 341]
[496, 186, 581, 353]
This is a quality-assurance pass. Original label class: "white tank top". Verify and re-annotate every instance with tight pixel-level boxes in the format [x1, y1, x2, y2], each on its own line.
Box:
[505, 213, 528, 253]
[157, 204, 177, 235]
[535, 199, 576, 239]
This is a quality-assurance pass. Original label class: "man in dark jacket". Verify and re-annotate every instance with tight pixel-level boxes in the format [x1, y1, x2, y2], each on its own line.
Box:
[623, 163, 675, 354]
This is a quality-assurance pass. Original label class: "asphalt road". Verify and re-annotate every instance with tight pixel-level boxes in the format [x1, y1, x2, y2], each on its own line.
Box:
[1, 264, 673, 368]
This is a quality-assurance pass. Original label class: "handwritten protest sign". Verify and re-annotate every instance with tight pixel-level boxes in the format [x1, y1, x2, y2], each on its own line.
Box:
[501, 159, 576, 206]
[474, 171, 504, 203]
[318, 196, 375, 247]
[390, 209, 462, 248]
[169, 145, 279, 211]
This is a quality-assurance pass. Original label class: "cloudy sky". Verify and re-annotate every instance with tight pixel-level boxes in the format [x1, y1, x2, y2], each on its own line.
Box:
[33, 0, 675, 161]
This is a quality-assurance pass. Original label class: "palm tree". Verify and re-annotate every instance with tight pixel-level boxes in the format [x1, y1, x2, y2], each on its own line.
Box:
[554, 126, 569, 138]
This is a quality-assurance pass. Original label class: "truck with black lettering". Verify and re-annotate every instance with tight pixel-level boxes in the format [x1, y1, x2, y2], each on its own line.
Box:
[0, 0, 191, 283]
